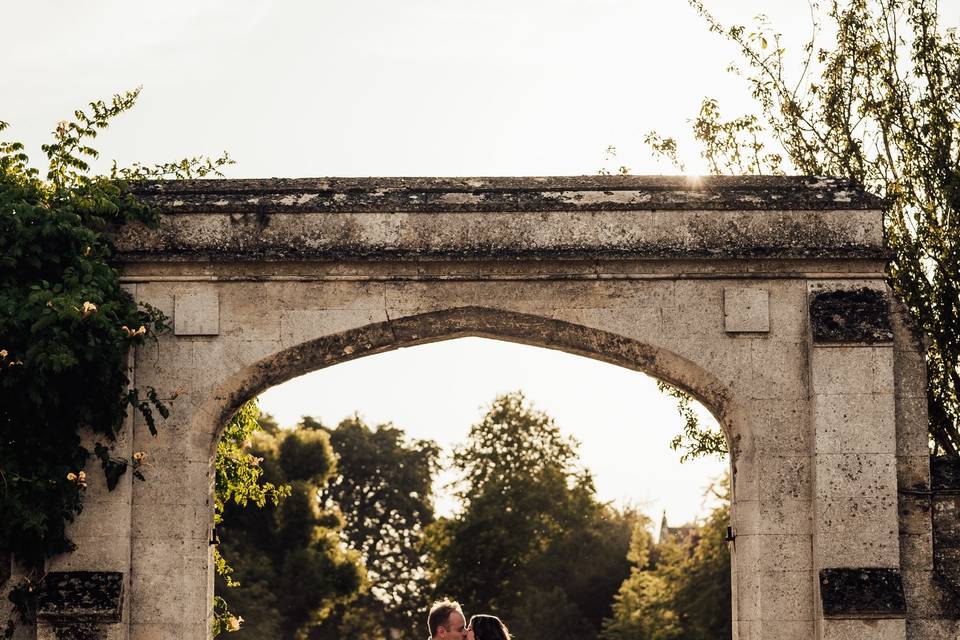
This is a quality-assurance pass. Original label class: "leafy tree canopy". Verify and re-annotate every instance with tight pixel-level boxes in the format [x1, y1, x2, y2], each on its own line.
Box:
[216, 410, 366, 639]
[311, 415, 441, 640]
[427, 392, 638, 640]
[602, 478, 731, 640]
[649, 0, 960, 457]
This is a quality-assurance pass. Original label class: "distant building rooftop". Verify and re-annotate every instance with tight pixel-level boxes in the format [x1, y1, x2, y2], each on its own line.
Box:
[659, 511, 700, 547]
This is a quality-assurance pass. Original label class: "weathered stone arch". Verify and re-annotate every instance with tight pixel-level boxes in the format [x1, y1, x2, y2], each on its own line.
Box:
[19, 176, 954, 640]
[199, 305, 739, 457]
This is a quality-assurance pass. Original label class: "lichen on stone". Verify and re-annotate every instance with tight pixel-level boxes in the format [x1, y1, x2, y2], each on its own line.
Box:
[819, 568, 906, 617]
[810, 288, 893, 343]
[36, 571, 123, 623]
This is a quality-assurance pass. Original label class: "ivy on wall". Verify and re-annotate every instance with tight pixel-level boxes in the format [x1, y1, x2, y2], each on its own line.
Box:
[0, 89, 230, 630]
[212, 399, 291, 636]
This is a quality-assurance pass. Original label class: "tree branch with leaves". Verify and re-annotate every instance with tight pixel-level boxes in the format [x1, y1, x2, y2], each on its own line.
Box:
[646, 0, 960, 457]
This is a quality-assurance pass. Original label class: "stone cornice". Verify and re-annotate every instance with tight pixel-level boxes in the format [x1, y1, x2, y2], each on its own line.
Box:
[113, 176, 886, 262]
[129, 175, 884, 213]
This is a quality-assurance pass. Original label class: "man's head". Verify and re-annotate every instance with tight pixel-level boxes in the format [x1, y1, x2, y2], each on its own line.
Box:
[428, 600, 466, 640]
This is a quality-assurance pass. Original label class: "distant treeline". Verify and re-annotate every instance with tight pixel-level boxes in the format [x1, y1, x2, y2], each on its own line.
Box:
[215, 391, 730, 640]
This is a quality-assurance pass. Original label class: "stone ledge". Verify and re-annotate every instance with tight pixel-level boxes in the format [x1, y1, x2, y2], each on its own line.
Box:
[128, 175, 884, 213]
[113, 200, 886, 265]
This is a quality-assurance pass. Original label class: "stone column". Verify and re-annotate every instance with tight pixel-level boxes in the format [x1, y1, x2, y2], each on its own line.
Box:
[809, 285, 907, 639]
[129, 284, 221, 640]
[722, 284, 817, 639]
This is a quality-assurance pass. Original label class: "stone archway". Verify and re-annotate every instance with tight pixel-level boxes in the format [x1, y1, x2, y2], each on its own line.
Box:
[198, 306, 739, 452]
[28, 176, 947, 639]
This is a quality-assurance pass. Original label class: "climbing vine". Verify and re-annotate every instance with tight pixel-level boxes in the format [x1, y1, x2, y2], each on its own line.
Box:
[0, 89, 230, 627]
[212, 399, 290, 636]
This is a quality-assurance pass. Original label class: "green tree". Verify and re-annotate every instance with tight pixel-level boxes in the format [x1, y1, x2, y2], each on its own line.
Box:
[215, 419, 365, 639]
[312, 415, 441, 640]
[655, 381, 727, 463]
[510, 505, 642, 639]
[666, 496, 731, 638]
[602, 480, 731, 640]
[428, 392, 635, 639]
[650, 0, 960, 457]
[601, 525, 681, 640]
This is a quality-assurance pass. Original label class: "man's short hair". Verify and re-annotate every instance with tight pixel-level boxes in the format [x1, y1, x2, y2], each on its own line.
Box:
[428, 600, 463, 637]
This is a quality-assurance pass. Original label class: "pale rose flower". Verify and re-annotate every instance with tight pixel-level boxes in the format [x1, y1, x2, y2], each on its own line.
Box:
[122, 325, 147, 338]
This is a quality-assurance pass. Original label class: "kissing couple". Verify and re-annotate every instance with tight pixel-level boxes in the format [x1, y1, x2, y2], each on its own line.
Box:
[428, 600, 510, 640]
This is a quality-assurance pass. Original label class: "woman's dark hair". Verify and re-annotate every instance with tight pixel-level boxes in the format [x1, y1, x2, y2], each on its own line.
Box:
[469, 615, 510, 640]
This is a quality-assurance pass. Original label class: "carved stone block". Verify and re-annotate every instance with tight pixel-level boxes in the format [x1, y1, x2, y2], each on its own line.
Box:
[820, 567, 907, 617]
[174, 288, 219, 336]
[810, 288, 893, 343]
[36, 571, 123, 623]
[724, 287, 770, 333]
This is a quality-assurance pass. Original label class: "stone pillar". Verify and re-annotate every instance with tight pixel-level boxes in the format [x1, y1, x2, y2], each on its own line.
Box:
[724, 284, 816, 639]
[930, 458, 960, 622]
[809, 285, 907, 639]
[128, 284, 221, 640]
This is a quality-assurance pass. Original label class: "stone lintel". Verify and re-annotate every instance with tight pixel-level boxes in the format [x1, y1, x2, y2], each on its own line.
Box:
[810, 288, 893, 344]
[36, 571, 123, 623]
[113, 176, 886, 263]
[819, 568, 907, 617]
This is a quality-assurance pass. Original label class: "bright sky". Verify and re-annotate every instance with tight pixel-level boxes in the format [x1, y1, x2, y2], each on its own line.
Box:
[258, 338, 726, 525]
[5, 0, 889, 526]
[4, 0, 827, 177]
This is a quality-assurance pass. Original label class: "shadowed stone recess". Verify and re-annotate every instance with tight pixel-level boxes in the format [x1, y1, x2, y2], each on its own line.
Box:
[932, 457, 960, 491]
[36, 571, 123, 623]
[933, 457, 960, 602]
[810, 288, 893, 343]
[51, 623, 102, 640]
[820, 568, 907, 617]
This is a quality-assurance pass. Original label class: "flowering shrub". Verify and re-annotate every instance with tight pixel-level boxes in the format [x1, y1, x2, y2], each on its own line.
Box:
[0, 89, 229, 631]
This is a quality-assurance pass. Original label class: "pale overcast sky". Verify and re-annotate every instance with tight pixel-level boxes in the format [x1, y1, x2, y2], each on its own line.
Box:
[258, 338, 725, 524]
[11, 0, 938, 525]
